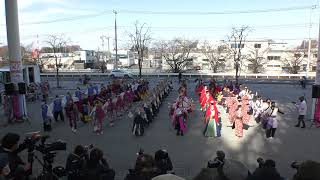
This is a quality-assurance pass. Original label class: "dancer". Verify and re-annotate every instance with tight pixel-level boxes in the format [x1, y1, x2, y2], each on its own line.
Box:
[132, 107, 145, 136]
[173, 102, 187, 136]
[65, 99, 78, 133]
[92, 100, 106, 135]
[234, 103, 244, 138]
[204, 101, 221, 137]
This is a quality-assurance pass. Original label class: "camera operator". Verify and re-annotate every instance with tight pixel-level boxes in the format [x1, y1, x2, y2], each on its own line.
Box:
[246, 158, 284, 180]
[86, 148, 115, 180]
[0, 133, 31, 180]
[66, 145, 89, 180]
[154, 150, 173, 175]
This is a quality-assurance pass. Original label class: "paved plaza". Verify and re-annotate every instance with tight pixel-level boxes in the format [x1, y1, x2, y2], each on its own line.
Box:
[0, 78, 319, 180]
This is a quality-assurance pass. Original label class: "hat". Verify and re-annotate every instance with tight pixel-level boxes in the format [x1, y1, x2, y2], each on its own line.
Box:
[152, 174, 185, 180]
[0, 153, 9, 169]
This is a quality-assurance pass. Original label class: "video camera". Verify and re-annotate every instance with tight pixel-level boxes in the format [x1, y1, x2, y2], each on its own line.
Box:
[24, 132, 67, 179]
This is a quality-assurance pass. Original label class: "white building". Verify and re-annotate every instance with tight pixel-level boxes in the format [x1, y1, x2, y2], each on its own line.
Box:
[157, 39, 318, 74]
[39, 50, 97, 70]
[111, 50, 135, 67]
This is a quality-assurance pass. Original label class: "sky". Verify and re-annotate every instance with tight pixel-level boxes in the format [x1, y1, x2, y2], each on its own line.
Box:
[0, 0, 320, 50]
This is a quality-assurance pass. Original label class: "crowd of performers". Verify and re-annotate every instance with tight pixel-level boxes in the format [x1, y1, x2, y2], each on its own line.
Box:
[40, 79, 151, 134]
[130, 80, 173, 136]
[169, 80, 195, 136]
[196, 78, 285, 139]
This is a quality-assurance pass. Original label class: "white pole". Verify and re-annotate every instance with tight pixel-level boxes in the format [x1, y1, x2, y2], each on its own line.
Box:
[306, 6, 316, 78]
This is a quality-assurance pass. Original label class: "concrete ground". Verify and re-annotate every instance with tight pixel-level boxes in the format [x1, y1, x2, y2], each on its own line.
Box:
[0, 79, 319, 180]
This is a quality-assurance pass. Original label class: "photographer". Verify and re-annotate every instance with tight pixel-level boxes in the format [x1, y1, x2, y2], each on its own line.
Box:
[154, 150, 173, 175]
[0, 133, 30, 180]
[66, 145, 89, 180]
[246, 158, 284, 180]
[87, 148, 115, 180]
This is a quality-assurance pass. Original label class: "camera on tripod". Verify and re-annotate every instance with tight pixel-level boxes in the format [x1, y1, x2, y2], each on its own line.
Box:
[24, 133, 67, 180]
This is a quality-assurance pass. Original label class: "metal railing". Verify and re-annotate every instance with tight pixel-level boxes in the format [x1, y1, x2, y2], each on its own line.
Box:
[40, 72, 316, 80]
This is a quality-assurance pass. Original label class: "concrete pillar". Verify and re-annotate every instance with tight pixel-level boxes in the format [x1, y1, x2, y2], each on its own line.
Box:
[5, 0, 26, 119]
[5, 0, 23, 82]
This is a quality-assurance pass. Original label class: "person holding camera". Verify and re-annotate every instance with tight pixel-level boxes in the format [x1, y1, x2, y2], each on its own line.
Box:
[0, 133, 30, 180]
[0, 153, 10, 180]
[86, 148, 115, 180]
[294, 96, 307, 128]
[66, 145, 89, 180]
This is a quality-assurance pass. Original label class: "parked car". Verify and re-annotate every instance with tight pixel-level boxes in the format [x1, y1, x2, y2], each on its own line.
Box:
[110, 69, 133, 78]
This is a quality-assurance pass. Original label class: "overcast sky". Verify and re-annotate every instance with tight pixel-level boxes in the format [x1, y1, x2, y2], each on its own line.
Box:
[0, 0, 319, 50]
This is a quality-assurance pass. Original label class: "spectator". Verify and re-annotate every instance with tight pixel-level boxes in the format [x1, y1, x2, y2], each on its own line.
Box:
[87, 148, 115, 180]
[154, 150, 173, 175]
[66, 145, 89, 180]
[53, 95, 65, 122]
[0, 133, 30, 180]
[246, 159, 284, 180]
[0, 153, 10, 180]
[292, 160, 320, 180]
[125, 154, 160, 180]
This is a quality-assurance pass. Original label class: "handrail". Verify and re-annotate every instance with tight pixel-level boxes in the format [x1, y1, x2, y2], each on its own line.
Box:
[40, 72, 316, 79]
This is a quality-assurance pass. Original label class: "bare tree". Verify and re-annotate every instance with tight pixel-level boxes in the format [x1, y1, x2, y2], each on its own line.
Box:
[200, 41, 229, 73]
[129, 21, 151, 78]
[283, 49, 306, 74]
[246, 45, 270, 73]
[44, 35, 67, 88]
[93, 49, 107, 73]
[156, 38, 197, 73]
[227, 26, 250, 84]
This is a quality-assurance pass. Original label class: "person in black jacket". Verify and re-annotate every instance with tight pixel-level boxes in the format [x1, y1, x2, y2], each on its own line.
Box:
[247, 159, 284, 180]
[86, 148, 115, 180]
[124, 153, 160, 180]
[0, 133, 30, 180]
[154, 150, 173, 175]
[66, 145, 89, 180]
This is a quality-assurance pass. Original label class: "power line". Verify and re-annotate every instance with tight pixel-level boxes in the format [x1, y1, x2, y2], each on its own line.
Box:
[0, 5, 317, 26]
[119, 5, 316, 15]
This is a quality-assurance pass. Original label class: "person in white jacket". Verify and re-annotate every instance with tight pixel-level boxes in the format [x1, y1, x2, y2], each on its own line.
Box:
[294, 96, 307, 128]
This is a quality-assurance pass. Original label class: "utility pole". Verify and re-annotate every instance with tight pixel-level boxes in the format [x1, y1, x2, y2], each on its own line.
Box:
[113, 10, 118, 70]
[307, 5, 317, 78]
[5, 0, 26, 120]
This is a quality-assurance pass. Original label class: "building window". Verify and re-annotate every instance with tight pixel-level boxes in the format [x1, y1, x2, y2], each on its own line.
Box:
[231, 43, 244, 48]
[254, 44, 261, 48]
[314, 54, 318, 58]
[267, 56, 281, 60]
[312, 66, 317, 71]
